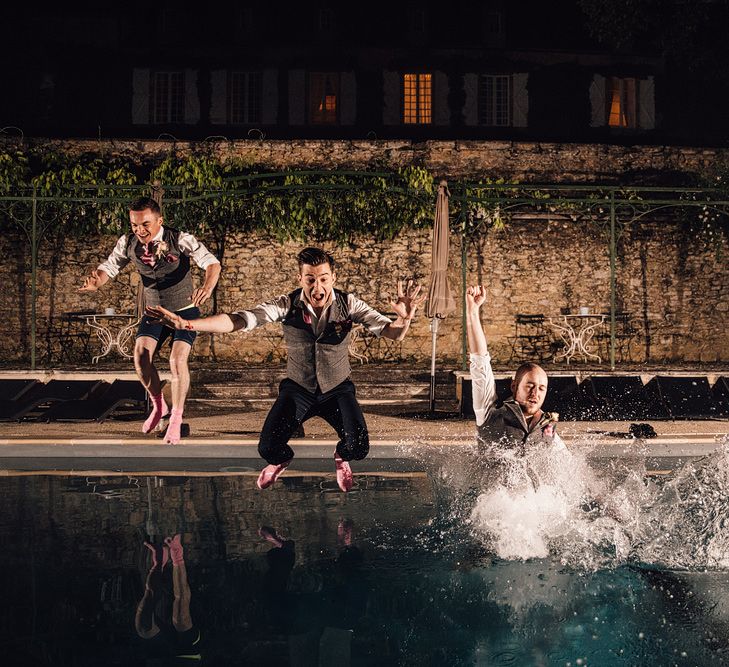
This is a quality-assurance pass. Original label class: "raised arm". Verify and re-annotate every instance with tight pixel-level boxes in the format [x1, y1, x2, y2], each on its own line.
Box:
[466, 285, 488, 355]
[381, 280, 426, 341]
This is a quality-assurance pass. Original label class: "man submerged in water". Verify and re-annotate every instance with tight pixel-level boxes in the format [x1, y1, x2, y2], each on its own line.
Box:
[465, 285, 566, 453]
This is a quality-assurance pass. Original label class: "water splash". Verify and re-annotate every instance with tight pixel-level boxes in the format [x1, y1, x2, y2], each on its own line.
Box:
[414, 433, 729, 571]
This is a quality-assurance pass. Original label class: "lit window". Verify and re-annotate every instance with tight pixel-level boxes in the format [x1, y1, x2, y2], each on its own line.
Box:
[152, 71, 185, 124]
[478, 74, 511, 126]
[230, 71, 262, 124]
[309, 72, 339, 124]
[403, 73, 432, 124]
[607, 77, 637, 128]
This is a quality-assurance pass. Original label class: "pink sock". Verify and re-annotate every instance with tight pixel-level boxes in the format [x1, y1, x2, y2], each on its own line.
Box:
[142, 393, 168, 434]
[163, 408, 184, 445]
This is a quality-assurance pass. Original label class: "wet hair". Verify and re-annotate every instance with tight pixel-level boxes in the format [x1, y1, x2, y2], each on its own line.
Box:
[297, 247, 335, 271]
[129, 196, 161, 215]
[513, 362, 547, 390]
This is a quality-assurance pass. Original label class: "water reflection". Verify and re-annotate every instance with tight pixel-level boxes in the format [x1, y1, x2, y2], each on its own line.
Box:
[1, 473, 729, 665]
[136, 535, 202, 663]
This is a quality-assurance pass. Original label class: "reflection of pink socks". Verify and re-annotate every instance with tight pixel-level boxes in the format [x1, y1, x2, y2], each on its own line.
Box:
[143, 394, 168, 434]
[163, 408, 184, 445]
[165, 534, 184, 565]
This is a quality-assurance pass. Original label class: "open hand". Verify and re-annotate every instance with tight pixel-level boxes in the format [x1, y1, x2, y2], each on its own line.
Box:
[78, 270, 103, 292]
[389, 280, 426, 320]
[145, 305, 187, 330]
[191, 286, 213, 307]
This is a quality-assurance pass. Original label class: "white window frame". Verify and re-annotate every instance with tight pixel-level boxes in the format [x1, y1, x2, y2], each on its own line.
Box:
[478, 74, 512, 127]
[151, 71, 185, 124]
[229, 71, 263, 125]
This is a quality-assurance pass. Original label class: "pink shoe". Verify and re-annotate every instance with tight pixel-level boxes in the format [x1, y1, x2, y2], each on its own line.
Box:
[256, 461, 291, 490]
[334, 453, 353, 493]
[142, 396, 169, 434]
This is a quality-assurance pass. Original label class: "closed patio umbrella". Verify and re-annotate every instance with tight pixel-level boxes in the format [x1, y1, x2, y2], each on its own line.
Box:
[425, 181, 456, 412]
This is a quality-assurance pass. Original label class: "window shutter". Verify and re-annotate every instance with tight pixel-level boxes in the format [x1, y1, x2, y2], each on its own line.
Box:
[382, 70, 401, 125]
[434, 70, 449, 125]
[638, 76, 655, 130]
[131, 68, 150, 125]
[463, 74, 478, 126]
[340, 71, 356, 125]
[262, 68, 278, 125]
[512, 73, 529, 127]
[288, 69, 306, 125]
[184, 69, 200, 125]
[590, 74, 606, 127]
[210, 70, 227, 125]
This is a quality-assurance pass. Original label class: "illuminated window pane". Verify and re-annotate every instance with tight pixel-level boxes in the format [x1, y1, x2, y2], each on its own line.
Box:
[309, 72, 339, 124]
[608, 77, 637, 128]
[403, 72, 432, 124]
[478, 74, 511, 126]
[152, 71, 185, 124]
[230, 71, 262, 124]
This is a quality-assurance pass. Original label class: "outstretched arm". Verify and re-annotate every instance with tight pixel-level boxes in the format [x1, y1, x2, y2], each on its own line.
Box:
[381, 280, 426, 341]
[146, 305, 247, 333]
[466, 285, 488, 355]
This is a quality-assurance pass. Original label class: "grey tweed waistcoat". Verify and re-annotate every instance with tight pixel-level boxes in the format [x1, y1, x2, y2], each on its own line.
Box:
[282, 288, 353, 394]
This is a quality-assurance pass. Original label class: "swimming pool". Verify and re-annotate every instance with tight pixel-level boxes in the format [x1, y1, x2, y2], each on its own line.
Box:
[1, 465, 729, 666]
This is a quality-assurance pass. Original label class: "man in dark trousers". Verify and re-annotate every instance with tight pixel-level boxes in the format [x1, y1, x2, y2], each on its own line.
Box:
[148, 247, 424, 492]
[80, 196, 221, 444]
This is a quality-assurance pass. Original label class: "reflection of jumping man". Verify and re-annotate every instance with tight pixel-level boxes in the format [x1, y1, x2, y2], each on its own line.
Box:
[135, 534, 202, 662]
[149, 247, 424, 492]
[79, 197, 221, 444]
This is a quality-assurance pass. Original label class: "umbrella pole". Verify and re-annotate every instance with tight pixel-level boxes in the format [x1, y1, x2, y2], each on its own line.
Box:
[429, 317, 439, 412]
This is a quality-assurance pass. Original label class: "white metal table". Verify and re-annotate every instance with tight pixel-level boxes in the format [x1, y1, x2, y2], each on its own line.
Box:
[548, 313, 606, 364]
[74, 313, 140, 364]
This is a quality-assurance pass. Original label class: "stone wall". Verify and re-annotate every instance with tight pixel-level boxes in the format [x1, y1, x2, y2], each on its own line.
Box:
[1, 138, 727, 366]
[1, 216, 726, 366]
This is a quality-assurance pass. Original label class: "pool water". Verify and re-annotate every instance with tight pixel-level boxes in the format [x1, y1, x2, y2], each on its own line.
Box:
[2, 469, 729, 666]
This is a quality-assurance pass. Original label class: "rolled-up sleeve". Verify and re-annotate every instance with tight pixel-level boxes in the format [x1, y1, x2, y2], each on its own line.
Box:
[470, 352, 497, 427]
[348, 295, 391, 337]
[178, 231, 220, 270]
[97, 235, 130, 279]
[231, 295, 290, 332]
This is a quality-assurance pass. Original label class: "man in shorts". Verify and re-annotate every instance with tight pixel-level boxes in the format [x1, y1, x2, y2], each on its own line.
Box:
[79, 196, 221, 444]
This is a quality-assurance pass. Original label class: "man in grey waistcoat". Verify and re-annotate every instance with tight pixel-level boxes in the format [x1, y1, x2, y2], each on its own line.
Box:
[79, 196, 221, 444]
[466, 285, 566, 453]
[147, 247, 425, 492]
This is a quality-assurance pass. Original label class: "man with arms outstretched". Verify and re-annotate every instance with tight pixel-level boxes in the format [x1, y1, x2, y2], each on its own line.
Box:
[79, 196, 221, 444]
[149, 247, 424, 492]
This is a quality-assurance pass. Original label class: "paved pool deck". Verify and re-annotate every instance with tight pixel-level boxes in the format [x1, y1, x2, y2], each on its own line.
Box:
[0, 399, 727, 475]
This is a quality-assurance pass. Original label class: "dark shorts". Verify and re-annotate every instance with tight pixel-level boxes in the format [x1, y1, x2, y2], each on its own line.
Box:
[137, 306, 201, 348]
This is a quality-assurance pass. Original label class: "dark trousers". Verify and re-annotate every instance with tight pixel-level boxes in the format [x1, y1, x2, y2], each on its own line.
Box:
[258, 378, 370, 465]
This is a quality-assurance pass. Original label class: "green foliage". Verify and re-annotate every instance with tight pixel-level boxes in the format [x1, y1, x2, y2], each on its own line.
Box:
[0, 151, 30, 194]
[680, 165, 729, 259]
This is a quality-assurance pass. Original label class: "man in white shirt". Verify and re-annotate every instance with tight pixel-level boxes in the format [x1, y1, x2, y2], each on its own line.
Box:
[148, 247, 425, 492]
[79, 196, 221, 444]
[466, 285, 566, 452]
